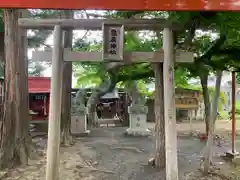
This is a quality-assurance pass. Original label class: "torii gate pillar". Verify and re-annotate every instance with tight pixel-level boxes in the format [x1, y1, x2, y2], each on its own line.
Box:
[163, 28, 178, 180]
[45, 25, 63, 180]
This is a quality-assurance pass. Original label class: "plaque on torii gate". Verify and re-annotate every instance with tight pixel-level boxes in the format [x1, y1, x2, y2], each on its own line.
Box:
[102, 23, 124, 62]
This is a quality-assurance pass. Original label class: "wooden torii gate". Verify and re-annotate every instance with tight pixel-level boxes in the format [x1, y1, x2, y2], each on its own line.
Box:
[19, 18, 194, 180]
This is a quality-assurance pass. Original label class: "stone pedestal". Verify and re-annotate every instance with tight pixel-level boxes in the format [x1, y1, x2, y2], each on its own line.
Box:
[71, 105, 90, 136]
[125, 105, 151, 136]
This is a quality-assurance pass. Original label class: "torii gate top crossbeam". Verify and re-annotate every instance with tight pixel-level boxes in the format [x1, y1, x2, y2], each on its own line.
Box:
[18, 18, 182, 31]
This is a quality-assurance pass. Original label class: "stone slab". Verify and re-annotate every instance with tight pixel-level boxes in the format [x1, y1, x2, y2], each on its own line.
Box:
[73, 130, 91, 137]
[124, 127, 151, 137]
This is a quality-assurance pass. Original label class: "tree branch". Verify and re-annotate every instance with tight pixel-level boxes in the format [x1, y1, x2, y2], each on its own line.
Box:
[176, 12, 217, 50]
[96, 69, 119, 97]
[195, 32, 227, 63]
[117, 70, 154, 82]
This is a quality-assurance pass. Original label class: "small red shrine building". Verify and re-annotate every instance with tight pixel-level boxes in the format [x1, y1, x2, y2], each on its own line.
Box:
[28, 76, 51, 94]
[0, 76, 51, 122]
[0, 77, 129, 123]
[28, 77, 51, 122]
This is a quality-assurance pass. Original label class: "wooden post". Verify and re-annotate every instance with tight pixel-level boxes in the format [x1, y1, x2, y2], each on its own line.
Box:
[189, 110, 193, 135]
[163, 28, 178, 180]
[45, 25, 63, 180]
[232, 71, 236, 154]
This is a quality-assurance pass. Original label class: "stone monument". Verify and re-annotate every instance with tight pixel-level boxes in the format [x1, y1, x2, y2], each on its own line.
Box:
[124, 82, 151, 136]
[71, 89, 90, 136]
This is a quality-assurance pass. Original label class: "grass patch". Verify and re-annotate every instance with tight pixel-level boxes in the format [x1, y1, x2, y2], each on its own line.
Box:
[237, 101, 240, 115]
[219, 111, 229, 120]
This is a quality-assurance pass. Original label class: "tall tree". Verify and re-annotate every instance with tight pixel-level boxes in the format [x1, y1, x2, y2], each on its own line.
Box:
[152, 63, 165, 168]
[203, 70, 222, 174]
[0, 9, 61, 169]
[60, 10, 74, 146]
[0, 9, 32, 168]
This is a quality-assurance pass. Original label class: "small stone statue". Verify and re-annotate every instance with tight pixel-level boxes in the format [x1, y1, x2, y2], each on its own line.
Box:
[75, 89, 86, 106]
[71, 89, 90, 135]
[71, 95, 78, 114]
[71, 89, 86, 114]
[126, 82, 146, 106]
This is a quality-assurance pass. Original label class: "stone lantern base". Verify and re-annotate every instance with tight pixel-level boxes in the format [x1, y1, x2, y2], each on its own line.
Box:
[124, 105, 151, 137]
[71, 106, 90, 136]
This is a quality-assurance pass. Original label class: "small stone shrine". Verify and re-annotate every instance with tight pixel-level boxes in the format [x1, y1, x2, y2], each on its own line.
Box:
[71, 89, 90, 135]
[97, 89, 122, 127]
[125, 82, 151, 136]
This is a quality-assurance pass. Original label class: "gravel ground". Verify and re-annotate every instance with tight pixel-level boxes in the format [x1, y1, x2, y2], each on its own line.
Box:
[78, 127, 206, 180]
[1, 122, 239, 180]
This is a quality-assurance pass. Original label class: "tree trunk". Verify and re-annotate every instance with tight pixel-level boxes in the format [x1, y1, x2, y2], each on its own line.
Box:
[153, 63, 165, 168]
[203, 70, 222, 174]
[60, 10, 74, 146]
[0, 9, 32, 168]
[199, 72, 210, 135]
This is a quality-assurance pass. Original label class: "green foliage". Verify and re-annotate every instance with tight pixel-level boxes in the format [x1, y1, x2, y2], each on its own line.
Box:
[73, 11, 240, 91]
[29, 10, 62, 19]
[0, 61, 3, 77]
[237, 72, 240, 84]
[73, 16, 191, 88]
[1, 10, 238, 96]
[28, 61, 46, 76]
[236, 101, 240, 115]
[0, 9, 56, 77]
[27, 10, 63, 48]
[0, 10, 3, 32]
[73, 38, 106, 87]
[26, 10, 62, 74]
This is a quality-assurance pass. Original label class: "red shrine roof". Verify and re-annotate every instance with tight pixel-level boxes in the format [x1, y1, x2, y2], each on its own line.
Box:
[28, 77, 51, 93]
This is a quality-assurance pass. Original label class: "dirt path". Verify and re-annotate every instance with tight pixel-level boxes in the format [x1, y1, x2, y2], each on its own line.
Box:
[79, 127, 207, 180]
[1, 122, 240, 180]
